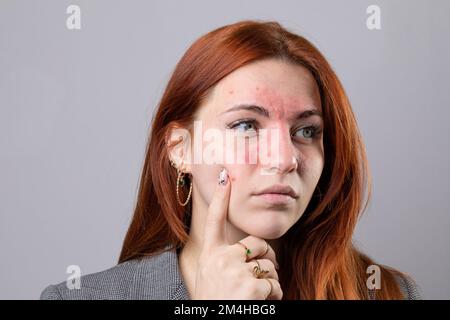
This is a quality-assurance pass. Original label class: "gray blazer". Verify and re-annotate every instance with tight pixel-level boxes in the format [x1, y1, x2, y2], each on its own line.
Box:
[40, 247, 422, 300]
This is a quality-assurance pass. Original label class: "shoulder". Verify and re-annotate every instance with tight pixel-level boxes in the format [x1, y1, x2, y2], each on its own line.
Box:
[40, 258, 140, 300]
[393, 272, 423, 300]
[40, 247, 189, 300]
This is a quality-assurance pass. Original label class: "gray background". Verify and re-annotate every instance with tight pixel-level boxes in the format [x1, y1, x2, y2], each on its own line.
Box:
[1, 0, 449, 299]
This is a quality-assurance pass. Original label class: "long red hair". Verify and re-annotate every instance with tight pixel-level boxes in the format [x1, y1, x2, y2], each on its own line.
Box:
[119, 20, 405, 299]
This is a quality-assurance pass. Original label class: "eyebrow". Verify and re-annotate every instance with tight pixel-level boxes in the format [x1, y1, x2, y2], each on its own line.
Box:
[219, 104, 323, 120]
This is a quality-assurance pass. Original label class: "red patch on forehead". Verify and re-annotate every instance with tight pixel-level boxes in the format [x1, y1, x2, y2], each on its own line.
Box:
[251, 87, 312, 120]
[252, 87, 286, 117]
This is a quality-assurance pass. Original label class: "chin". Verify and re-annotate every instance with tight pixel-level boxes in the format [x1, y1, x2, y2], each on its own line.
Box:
[240, 220, 290, 240]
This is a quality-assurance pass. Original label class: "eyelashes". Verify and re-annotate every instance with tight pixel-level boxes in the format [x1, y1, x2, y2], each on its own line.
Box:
[225, 118, 323, 140]
[226, 118, 259, 133]
[294, 125, 322, 140]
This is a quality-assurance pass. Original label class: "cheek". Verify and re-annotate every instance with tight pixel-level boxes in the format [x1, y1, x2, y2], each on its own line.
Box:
[246, 139, 259, 164]
[191, 163, 243, 204]
[227, 137, 259, 165]
[303, 153, 324, 186]
[191, 164, 220, 203]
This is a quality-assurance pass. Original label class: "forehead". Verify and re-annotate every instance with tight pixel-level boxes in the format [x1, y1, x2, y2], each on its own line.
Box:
[200, 58, 322, 118]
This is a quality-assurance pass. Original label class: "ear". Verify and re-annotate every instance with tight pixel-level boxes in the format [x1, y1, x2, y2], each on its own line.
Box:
[166, 124, 193, 174]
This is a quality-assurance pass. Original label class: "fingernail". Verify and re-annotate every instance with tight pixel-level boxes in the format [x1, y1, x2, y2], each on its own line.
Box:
[218, 168, 228, 186]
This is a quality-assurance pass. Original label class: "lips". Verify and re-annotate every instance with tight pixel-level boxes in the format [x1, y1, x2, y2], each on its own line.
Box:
[253, 184, 299, 199]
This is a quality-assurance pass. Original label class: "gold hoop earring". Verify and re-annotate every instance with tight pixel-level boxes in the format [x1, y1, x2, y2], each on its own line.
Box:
[176, 160, 193, 206]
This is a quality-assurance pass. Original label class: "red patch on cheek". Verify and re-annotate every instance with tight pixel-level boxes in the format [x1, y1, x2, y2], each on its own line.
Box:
[245, 142, 258, 165]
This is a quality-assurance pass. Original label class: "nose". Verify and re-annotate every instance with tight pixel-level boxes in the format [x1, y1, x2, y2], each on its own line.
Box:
[262, 126, 299, 175]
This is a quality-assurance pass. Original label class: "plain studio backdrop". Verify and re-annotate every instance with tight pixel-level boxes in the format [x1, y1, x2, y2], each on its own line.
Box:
[0, 0, 449, 299]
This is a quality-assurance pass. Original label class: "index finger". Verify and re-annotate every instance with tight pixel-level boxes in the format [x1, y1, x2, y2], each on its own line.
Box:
[202, 167, 231, 251]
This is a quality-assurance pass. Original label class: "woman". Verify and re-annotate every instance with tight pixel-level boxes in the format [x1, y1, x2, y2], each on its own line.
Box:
[41, 20, 422, 300]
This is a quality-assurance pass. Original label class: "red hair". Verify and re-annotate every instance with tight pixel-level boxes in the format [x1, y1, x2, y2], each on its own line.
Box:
[119, 20, 405, 299]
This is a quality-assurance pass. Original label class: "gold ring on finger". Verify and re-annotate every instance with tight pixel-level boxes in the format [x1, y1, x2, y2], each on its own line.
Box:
[264, 278, 273, 298]
[252, 260, 270, 279]
[237, 241, 251, 261]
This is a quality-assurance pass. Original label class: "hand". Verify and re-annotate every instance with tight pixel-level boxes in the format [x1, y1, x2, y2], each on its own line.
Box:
[192, 168, 283, 300]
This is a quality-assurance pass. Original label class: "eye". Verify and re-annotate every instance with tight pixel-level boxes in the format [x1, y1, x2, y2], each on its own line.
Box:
[226, 119, 258, 133]
[293, 125, 322, 140]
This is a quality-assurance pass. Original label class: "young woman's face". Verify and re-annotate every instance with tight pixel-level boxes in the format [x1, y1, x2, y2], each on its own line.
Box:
[189, 58, 324, 240]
